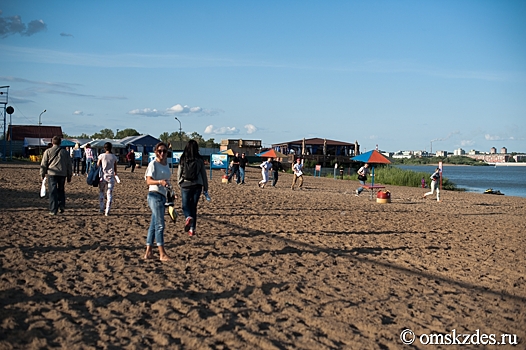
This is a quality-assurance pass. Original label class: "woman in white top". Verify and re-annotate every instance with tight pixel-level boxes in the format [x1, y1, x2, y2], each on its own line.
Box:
[144, 142, 172, 261]
[97, 142, 118, 215]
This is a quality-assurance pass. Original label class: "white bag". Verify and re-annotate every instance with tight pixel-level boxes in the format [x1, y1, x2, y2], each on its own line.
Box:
[40, 178, 46, 197]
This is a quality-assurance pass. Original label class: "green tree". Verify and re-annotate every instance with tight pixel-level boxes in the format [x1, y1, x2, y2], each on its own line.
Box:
[205, 138, 219, 148]
[116, 128, 140, 138]
[91, 128, 114, 139]
[159, 132, 170, 144]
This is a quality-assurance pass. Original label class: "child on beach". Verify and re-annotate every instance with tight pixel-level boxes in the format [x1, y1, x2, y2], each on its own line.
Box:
[97, 142, 118, 216]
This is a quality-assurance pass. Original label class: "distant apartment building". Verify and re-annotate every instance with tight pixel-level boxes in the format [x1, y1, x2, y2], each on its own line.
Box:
[454, 148, 465, 156]
[500, 147, 507, 154]
[435, 150, 448, 157]
[490, 147, 497, 154]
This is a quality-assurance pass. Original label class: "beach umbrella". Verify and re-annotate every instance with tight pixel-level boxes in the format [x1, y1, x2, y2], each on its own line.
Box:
[351, 150, 391, 186]
[256, 149, 288, 159]
[61, 139, 76, 147]
[220, 149, 235, 156]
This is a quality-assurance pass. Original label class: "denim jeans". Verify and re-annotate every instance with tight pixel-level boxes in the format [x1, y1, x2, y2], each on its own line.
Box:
[147, 191, 166, 246]
[47, 175, 66, 213]
[357, 180, 366, 194]
[86, 159, 94, 174]
[228, 166, 240, 183]
[239, 168, 245, 183]
[181, 185, 202, 230]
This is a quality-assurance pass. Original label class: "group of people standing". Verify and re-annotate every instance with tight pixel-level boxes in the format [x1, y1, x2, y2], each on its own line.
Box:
[67, 143, 95, 176]
[227, 152, 249, 184]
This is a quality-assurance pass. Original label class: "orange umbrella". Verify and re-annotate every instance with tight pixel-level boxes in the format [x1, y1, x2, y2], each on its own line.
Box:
[257, 149, 288, 158]
[351, 150, 391, 186]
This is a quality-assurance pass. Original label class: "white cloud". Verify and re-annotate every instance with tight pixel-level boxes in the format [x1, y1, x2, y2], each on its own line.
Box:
[244, 124, 257, 134]
[204, 125, 238, 135]
[204, 125, 214, 134]
[129, 103, 204, 117]
[73, 110, 83, 115]
[128, 108, 162, 117]
[166, 104, 202, 115]
[485, 134, 504, 141]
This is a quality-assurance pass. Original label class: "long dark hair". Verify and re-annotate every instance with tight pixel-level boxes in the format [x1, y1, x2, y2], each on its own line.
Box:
[180, 140, 201, 162]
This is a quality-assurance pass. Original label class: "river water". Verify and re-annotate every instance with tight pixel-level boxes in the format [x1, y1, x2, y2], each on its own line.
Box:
[397, 165, 526, 198]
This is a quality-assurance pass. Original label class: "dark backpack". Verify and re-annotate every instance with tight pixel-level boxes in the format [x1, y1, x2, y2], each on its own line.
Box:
[87, 165, 101, 187]
[182, 158, 199, 181]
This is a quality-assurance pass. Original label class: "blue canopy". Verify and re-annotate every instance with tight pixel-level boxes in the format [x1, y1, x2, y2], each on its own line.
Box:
[61, 139, 76, 147]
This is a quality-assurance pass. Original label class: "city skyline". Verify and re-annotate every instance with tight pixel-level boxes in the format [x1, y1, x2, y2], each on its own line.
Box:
[1, 1, 525, 153]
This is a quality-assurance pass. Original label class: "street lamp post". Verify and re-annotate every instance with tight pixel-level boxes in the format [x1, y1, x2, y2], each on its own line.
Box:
[174, 117, 182, 150]
[38, 109, 46, 155]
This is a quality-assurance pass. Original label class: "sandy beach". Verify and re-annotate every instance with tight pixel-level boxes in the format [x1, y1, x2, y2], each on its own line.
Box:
[0, 162, 524, 349]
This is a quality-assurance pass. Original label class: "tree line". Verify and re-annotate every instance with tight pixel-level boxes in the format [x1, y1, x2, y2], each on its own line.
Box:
[63, 128, 220, 149]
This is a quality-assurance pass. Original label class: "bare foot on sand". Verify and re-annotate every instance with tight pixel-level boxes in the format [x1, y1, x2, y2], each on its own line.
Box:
[160, 255, 171, 261]
[144, 247, 153, 259]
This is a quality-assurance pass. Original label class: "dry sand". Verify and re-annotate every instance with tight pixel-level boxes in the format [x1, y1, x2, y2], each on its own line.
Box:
[0, 162, 525, 349]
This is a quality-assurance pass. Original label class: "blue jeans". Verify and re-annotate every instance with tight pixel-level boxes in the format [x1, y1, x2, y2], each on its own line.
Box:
[181, 185, 202, 231]
[147, 192, 166, 246]
[86, 159, 94, 174]
[48, 175, 66, 213]
[357, 180, 366, 194]
[239, 168, 245, 183]
[228, 166, 240, 183]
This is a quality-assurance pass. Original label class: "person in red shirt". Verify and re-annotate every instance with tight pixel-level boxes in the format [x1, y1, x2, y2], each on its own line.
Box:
[124, 149, 136, 172]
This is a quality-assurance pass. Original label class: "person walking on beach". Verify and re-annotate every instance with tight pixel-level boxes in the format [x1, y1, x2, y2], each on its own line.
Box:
[72, 142, 82, 176]
[239, 152, 248, 184]
[144, 142, 173, 260]
[271, 158, 285, 187]
[258, 157, 272, 188]
[84, 143, 95, 175]
[228, 152, 241, 184]
[124, 149, 136, 172]
[291, 157, 304, 190]
[97, 142, 118, 216]
[423, 167, 441, 201]
[177, 140, 208, 237]
[40, 136, 73, 215]
[421, 176, 426, 188]
[355, 163, 370, 196]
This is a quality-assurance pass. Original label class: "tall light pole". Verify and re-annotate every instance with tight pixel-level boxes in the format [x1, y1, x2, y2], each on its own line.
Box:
[174, 117, 182, 150]
[38, 109, 46, 155]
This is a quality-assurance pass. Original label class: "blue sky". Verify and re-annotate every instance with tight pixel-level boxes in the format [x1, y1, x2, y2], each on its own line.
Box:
[1, 1, 525, 153]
